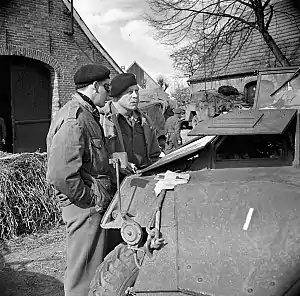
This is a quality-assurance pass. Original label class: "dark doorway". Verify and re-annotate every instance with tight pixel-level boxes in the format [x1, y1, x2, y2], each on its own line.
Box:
[0, 57, 13, 152]
[244, 81, 257, 106]
[0, 56, 52, 153]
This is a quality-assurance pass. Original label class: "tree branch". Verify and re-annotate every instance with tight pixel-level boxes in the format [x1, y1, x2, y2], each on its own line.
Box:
[265, 4, 273, 30]
[262, 0, 271, 10]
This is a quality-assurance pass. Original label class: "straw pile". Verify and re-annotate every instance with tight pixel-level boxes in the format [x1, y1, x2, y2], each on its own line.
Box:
[0, 152, 62, 239]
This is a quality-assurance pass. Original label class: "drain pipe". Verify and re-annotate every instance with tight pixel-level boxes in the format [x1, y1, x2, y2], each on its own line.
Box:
[70, 0, 74, 35]
[64, 0, 74, 36]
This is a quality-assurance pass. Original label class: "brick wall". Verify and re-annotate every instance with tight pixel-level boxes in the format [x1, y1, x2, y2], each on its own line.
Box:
[0, 0, 121, 118]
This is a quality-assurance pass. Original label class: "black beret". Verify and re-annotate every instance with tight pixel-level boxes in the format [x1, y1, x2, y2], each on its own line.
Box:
[110, 73, 137, 97]
[74, 64, 110, 86]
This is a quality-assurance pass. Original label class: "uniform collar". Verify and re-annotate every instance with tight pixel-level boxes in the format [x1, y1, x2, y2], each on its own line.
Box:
[100, 100, 145, 127]
[73, 93, 101, 123]
[77, 92, 98, 112]
[73, 93, 93, 113]
[111, 101, 141, 120]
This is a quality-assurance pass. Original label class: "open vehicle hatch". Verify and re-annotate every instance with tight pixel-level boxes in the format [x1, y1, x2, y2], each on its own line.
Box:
[189, 109, 297, 136]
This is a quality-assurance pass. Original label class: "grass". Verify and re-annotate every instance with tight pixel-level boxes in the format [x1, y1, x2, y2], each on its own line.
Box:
[0, 152, 62, 239]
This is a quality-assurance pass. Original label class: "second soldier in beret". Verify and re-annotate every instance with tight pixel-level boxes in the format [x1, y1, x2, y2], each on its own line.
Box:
[100, 73, 161, 172]
[98, 73, 161, 254]
[46, 64, 113, 296]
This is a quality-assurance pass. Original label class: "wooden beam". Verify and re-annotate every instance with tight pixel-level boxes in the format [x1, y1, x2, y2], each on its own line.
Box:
[292, 109, 300, 168]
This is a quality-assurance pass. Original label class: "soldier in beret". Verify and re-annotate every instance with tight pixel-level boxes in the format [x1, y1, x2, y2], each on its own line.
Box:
[46, 64, 113, 296]
[99, 72, 161, 254]
[164, 107, 183, 154]
[99, 73, 161, 172]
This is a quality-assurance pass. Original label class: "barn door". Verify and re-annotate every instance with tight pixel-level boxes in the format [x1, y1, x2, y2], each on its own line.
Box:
[10, 58, 51, 153]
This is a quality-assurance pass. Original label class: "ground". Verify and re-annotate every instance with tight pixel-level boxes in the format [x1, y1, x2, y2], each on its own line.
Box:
[0, 226, 66, 296]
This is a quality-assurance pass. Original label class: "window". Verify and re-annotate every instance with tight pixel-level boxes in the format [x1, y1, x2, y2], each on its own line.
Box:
[256, 71, 300, 109]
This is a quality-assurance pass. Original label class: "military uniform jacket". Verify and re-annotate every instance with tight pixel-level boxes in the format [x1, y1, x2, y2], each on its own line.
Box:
[46, 93, 111, 207]
[99, 101, 161, 168]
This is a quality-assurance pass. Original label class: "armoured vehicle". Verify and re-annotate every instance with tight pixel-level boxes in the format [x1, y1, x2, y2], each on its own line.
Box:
[182, 88, 250, 129]
[138, 88, 174, 149]
[89, 66, 300, 296]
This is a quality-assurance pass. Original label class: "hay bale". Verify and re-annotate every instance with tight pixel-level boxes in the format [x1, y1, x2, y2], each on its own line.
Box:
[0, 152, 62, 239]
[0, 151, 11, 159]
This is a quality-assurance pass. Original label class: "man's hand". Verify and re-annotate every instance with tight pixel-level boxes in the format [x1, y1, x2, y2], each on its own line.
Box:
[1, 139, 5, 145]
[120, 162, 137, 176]
[178, 138, 182, 145]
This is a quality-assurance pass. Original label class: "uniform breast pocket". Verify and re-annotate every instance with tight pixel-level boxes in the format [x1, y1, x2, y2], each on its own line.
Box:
[89, 137, 108, 172]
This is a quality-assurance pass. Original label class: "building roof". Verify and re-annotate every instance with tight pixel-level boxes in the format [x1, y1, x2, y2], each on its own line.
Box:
[139, 87, 169, 102]
[126, 60, 159, 87]
[189, 0, 300, 83]
[62, 0, 123, 74]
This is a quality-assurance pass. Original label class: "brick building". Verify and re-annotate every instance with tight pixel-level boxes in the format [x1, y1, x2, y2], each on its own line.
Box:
[189, 0, 300, 103]
[0, 0, 123, 153]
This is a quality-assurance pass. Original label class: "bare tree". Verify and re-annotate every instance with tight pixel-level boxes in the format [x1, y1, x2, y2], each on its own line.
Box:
[172, 86, 191, 107]
[170, 43, 202, 77]
[145, 0, 297, 77]
[157, 75, 170, 91]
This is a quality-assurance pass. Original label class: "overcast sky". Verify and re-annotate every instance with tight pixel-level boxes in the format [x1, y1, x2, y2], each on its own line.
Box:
[73, 0, 177, 82]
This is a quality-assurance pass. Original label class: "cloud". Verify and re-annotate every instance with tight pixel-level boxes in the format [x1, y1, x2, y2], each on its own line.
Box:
[98, 9, 141, 24]
[120, 20, 171, 61]
[74, 0, 176, 79]
[74, 0, 140, 15]
[79, 14, 113, 35]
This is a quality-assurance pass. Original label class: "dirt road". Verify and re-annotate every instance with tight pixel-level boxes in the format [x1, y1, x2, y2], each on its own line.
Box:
[0, 226, 66, 296]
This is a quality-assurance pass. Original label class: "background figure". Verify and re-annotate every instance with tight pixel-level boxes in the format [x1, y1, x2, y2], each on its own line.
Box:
[0, 117, 6, 151]
[165, 107, 183, 154]
[46, 64, 113, 296]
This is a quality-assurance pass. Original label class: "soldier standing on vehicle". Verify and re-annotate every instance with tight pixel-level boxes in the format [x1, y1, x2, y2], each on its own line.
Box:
[165, 107, 183, 154]
[0, 117, 6, 151]
[46, 64, 113, 296]
[99, 72, 161, 173]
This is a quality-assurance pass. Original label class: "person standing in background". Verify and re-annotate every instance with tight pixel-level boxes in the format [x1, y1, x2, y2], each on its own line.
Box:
[0, 117, 7, 151]
[164, 107, 183, 154]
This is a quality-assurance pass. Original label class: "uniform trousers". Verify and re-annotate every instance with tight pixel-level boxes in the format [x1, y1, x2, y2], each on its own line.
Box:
[62, 204, 106, 296]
